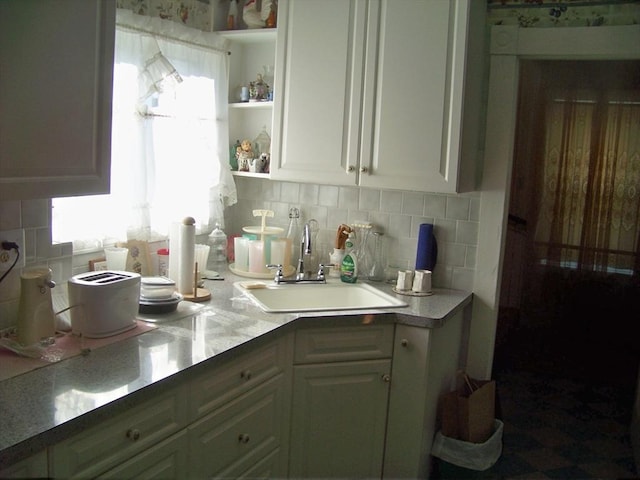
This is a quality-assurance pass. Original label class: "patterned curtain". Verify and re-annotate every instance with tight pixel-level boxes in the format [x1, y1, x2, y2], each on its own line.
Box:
[533, 63, 640, 275]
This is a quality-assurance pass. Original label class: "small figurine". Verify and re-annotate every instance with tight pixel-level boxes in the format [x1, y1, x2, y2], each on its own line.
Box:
[236, 139, 253, 171]
[243, 0, 264, 28]
[260, 152, 270, 173]
[248, 153, 269, 173]
[249, 74, 268, 101]
[243, 0, 277, 29]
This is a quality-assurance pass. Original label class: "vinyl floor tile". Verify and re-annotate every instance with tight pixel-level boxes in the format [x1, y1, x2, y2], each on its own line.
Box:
[433, 369, 637, 479]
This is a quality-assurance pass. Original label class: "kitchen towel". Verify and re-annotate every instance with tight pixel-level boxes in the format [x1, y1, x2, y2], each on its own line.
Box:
[415, 223, 437, 271]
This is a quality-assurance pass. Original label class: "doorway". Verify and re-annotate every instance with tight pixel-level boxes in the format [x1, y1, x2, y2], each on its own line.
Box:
[493, 60, 640, 391]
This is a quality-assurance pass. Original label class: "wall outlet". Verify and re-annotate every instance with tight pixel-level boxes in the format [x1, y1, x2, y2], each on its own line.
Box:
[0, 229, 26, 273]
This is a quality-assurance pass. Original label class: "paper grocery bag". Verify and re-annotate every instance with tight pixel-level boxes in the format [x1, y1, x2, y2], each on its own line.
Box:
[441, 376, 496, 444]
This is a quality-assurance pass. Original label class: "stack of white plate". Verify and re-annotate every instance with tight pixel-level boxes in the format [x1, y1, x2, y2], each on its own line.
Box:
[139, 277, 182, 314]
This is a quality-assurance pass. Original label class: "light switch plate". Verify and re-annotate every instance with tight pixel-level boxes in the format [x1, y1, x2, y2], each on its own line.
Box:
[0, 229, 26, 272]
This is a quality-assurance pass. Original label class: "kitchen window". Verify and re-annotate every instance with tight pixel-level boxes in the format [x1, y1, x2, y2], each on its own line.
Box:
[52, 10, 235, 252]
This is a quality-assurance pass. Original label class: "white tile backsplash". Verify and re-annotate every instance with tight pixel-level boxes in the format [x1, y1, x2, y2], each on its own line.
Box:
[380, 190, 403, 213]
[401, 192, 424, 215]
[446, 196, 471, 220]
[359, 189, 380, 210]
[230, 177, 479, 288]
[425, 194, 447, 218]
[0, 199, 72, 329]
[0, 177, 480, 328]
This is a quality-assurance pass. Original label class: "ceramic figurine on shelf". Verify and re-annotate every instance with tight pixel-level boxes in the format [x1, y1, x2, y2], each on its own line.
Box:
[227, 0, 238, 30]
[243, 0, 264, 28]
[265, 0, 277, 28]
[249, 74, 268, 101]
[243, 0, 276, 29]
[236, 139, 253, 172]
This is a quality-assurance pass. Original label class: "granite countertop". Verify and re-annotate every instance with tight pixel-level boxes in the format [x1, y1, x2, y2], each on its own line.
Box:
[0, 271, 471, 467]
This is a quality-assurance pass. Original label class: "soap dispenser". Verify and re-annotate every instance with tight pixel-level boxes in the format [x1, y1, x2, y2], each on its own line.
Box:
[340, 232, 359, 283]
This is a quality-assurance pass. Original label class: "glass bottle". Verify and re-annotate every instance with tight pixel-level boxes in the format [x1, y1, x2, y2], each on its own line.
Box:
[208, 223, 227, 272]
[368, 231, 387, 282]
[254, 126, 271, 156]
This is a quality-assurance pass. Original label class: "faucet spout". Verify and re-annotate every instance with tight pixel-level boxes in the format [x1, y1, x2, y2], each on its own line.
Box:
[297, 222, 312, 279]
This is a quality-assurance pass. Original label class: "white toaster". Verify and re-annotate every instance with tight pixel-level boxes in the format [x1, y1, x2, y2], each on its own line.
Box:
[68, 271, 141, 338]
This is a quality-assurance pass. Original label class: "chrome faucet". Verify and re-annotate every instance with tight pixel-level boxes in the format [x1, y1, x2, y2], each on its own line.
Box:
[267, 220, 328, 284]
[297, 222, 312, 280]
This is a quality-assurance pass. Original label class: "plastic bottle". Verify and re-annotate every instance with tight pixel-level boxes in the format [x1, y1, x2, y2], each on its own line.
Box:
[208, 223, 228, 272]
[329, 248, 345, 278]
[340, 232, 358, 283]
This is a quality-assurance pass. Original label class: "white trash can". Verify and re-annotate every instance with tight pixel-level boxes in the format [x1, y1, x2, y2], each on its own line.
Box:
[431, 419, 504, 471]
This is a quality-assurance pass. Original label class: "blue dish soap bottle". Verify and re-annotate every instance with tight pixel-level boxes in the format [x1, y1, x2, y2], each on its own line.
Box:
[340, 231, 358, 283]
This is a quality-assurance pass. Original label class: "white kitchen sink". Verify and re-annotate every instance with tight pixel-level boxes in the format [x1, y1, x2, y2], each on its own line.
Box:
[237, 281, 408, 313]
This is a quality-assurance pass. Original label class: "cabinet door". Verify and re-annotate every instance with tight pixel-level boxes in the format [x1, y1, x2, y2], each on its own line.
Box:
[383, 313, 465, 479]
[0, 0, 115, 200]
[270, 0, 367, 185]
[97, 430, 188, 479]
[289, 359, 391, 478]
[359, 0, 474, 193]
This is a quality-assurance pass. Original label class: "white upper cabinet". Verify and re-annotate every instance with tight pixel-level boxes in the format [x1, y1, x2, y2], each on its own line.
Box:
[271, 0, 485, 193]
[0, 0, 115, 200]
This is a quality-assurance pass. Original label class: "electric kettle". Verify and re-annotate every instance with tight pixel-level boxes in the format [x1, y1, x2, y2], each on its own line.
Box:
[16, 267, 56, 346]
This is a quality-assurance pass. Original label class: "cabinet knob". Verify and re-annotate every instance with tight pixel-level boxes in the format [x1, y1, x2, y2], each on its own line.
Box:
[381, 374, 391, 383]
[346, 165, 355, 173]
[238, 433, 251, 444]
[126, 429, 141, 441]
[240, 369, 252, 380]
[360, 166, 368, 173]
[401, 339, 409, 347]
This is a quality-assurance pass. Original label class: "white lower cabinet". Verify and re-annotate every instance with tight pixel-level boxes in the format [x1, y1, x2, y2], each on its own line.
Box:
[289, 359, 391, 478]
[0, 450, 47, 479]
[49, 385, 189, 479]
[97, 430, 188, 479]
[188, 374, 289, 479]
[27, 312, 467, 479]
[289, 322, 394, 478]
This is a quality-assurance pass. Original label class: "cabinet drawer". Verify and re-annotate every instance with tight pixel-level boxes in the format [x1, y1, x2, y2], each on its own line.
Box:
[50, 384, 188, 479]
[294, 324, 394, 364]
[188, 374, 288, 478]
[190, 335, 291, 419]
[0, 449, 47, 479]
[97, 430, 188, 479]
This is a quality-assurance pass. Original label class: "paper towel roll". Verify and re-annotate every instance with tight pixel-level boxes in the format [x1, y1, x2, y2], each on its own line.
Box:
[169, 217, 196, 294]
[415, 223, 437, 271]
[168, 223, 180, 285]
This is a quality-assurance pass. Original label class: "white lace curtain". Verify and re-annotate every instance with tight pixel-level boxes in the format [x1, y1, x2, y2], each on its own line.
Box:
[53, 9, 236, 250]
[529, 62, 640, 275]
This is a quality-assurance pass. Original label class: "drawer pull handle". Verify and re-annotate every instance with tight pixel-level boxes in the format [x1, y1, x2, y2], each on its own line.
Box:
[240, 370, 252, 380]
[382, 374, 391, 383]
[238, 433, 251, 444]
[126, 429, 141, 441]
[360, 166, 368, 173]
[401, 339, 409, 347]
